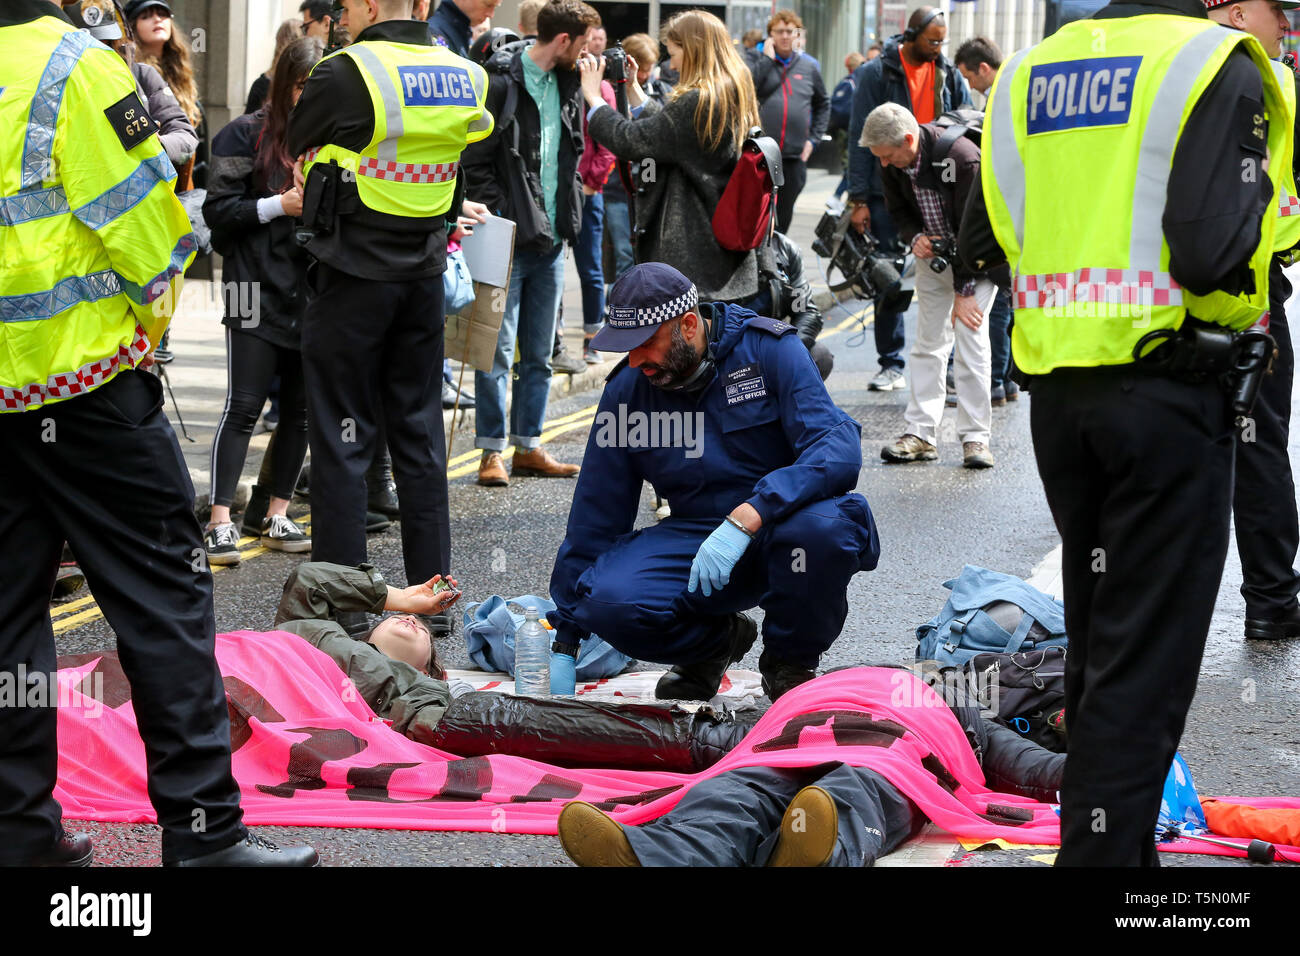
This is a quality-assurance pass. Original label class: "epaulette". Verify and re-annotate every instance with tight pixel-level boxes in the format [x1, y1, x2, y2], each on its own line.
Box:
[746, 315, 797, 337]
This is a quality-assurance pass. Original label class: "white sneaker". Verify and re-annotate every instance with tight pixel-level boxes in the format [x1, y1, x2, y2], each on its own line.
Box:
[261, 514, 312, 553]
[868, 367, 906, 391]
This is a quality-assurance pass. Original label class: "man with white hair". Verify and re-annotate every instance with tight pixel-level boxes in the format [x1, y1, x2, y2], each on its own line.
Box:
[861, 102, 996, 469]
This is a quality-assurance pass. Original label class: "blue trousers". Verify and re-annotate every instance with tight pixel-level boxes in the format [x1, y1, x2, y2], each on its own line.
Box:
[573, 192, 606, 335]
[570, 494, 879, 669]
[475, 243, 565, 451]
[624, 764, 924, 866]
[869, 196, 905, 371]
[988, 286, 1013, 389]
[603, 195, 636, 281]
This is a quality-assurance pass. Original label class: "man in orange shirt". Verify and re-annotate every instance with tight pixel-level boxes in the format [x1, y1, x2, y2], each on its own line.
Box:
[844, 7, 971, 392]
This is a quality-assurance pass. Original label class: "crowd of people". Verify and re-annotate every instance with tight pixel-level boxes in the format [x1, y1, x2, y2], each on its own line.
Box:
[5, 0, 1299, 872]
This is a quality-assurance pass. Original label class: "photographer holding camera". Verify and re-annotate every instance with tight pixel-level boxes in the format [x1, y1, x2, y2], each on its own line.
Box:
[863, 102, 995, 469]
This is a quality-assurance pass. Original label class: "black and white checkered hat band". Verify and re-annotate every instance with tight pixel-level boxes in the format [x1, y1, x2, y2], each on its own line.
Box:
[606, 286, 699, 329]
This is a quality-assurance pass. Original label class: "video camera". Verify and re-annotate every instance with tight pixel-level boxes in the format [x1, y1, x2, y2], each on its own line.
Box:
[603, 43, 629, 83]
[811, 201, 912, 313]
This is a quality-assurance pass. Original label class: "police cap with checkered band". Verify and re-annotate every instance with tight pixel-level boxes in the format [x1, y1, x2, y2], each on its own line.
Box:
[590, 263, 700, 352]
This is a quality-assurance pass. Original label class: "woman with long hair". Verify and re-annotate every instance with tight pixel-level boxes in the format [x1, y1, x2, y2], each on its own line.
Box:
[580, 10, 764, 301]
[246, 17, 304, 114]
[200, 37, 324, 565]
[126, 0, 205, 188]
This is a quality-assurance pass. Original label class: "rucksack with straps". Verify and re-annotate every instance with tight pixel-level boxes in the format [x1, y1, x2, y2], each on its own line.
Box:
[929, 108, 984, 174]
[915, 565, 1067, 669]
[962, 646, 1068, 753]
[490, 76, 554, 249]
[712, 128, 784, 252]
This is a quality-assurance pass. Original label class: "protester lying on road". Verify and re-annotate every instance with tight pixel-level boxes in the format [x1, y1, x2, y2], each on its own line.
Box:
[557, 664, 1066, 866]
[272, 563, 752, 767]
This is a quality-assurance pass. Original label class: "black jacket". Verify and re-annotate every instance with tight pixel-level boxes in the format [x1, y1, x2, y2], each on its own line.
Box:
[959, 0, 1273, 302]
[760, 231, 823, 346]
[847, 36, 971, 201]
[427, 0, 471, 57]
[883, 124, 981, 294]
[587, 93, 772, 301]
[750, 52, 830, 160]
[203, 111, 310, 350]
[459, 43, 584, 253]
[286, 19, 464, 280]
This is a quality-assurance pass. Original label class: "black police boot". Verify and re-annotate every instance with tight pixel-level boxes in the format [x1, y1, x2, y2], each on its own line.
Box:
[758, 648, 816, 702]
[1245, 602, 1300, 640]
[655, 613, 758, 701]
[168, 831, 318, 867]
[12, 832, 93, 867]
[366, 450, 400, 519]
[241, 483, 271, 538]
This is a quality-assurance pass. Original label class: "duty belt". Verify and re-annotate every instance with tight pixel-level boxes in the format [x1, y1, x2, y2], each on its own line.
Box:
[1133, 316, 1276, 420]
[303, 147, 458, 184]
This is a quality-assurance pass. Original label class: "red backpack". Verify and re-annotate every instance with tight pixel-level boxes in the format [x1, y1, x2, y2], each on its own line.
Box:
[712, 130, 784, 251]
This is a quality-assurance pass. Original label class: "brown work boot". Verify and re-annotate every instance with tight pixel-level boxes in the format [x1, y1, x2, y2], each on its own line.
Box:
[557, 802, 642, 867]
[512, 447, 580, 478]
[767, 786, 838, 867]
[477, 451, 509, 487]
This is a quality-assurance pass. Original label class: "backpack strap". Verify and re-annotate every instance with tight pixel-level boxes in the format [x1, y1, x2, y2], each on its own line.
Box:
[749, 132, 785, 189]
[500, 80, 521, 156]
[930, 122, 968, 172]
[1001, 613, 1037, 654]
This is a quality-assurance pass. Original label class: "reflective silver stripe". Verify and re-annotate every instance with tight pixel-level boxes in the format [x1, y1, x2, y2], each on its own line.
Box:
[22, 30, 93, 189]
[0, 186, 69, 226]
[72, 153, 175, 231]
[467, 63, 491, 134]
[349, 45, 404, 163]
[988, 47, 1033, 251]
[0, 270, 120, 322]
[1130, 28, 1237, 268]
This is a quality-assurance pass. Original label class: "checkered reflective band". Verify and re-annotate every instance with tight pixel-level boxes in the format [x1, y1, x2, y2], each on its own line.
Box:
[605, 286, 699, 329]
[1014, 268, 1183, 309]
[1281, 193, 1300, 218]
[303, 147, 458, 184]
[0, 324, 150, 411]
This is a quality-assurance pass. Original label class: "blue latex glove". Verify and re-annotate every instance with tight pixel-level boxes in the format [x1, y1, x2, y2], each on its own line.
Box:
[550, 644, 577, 695]
[689, 520, 753, 596]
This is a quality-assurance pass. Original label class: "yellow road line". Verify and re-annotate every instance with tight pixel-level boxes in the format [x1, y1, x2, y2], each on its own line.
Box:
[448, 415, 597, 479]
[50, 520, 312, 635]
[818, 303, 875, 340]
[446, 401, 600, 468]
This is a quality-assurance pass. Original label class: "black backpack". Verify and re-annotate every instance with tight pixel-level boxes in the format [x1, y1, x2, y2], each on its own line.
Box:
[929, 108, 983, 173]
[962, 646, 1067, 753]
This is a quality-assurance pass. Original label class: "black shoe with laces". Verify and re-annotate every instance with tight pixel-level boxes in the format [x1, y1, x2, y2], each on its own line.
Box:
[7, 832, 93, 867]
[204, 522, 242, 566]
[168, 831, 319, 867]
[759, 649, 816, 702]
[655, 613, 758, 701]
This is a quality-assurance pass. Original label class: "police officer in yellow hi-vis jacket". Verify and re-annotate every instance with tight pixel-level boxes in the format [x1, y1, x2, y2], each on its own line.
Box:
[0, 0, 315, 866]
[960, 0, 1285, 865]
[287, 0, 492, 622]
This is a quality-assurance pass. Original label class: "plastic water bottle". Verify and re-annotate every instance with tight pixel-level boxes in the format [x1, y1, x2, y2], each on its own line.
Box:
[514, 606, 550, 696]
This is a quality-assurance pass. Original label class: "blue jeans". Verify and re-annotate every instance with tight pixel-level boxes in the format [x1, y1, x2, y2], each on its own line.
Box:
[573, 191, 606, 335]
[988, 286, 1013, 389]
[603, 195, 636, 281]
[869, 195, 905, 371]
[474, 243, 564, 452]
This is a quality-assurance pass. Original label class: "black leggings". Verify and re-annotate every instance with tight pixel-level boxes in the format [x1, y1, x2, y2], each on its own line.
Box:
[210, 326, 308, 508]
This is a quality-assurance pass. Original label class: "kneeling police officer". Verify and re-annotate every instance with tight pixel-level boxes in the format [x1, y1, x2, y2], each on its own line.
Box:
[548, 263, 880, 702]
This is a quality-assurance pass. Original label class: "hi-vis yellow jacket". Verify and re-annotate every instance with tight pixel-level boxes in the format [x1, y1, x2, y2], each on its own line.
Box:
[0, 11, 195, 413]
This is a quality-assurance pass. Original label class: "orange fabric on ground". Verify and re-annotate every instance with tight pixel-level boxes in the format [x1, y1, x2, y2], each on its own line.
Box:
[903, 57, 936, 124]
[1203, 799, 1300, 846]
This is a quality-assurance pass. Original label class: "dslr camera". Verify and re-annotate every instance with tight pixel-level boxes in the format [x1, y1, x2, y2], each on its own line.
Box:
[927, 237, 957, 274]
[603, 43, 629, 83]
[812, 202, 912, 313]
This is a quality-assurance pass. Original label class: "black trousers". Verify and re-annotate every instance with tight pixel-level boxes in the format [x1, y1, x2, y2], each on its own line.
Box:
[777, 157, 808, 235]
[210, 325, 308, 507]
[0, 371, 245, 864]
[1030, 367, 1235, 866]
[301, 263, 450, 584]
[623, 763, 924, 866]
[1232, 271, 1300, 618]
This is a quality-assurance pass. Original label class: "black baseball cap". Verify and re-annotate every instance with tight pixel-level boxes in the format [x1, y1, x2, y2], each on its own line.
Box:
[123, 0, 172, 20]
[590, 263, 700, 352]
